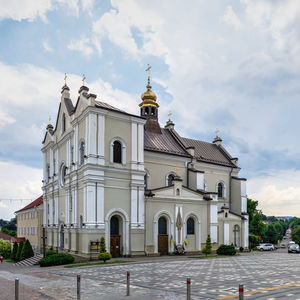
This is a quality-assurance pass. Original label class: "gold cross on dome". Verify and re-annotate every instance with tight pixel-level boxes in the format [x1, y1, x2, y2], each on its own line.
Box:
[82, 74, 86, 86]
[64, 73, 67, 86]
[145, 64, 151, 77]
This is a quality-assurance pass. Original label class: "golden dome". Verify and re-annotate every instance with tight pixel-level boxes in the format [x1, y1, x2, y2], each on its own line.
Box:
[139, 79, 159, 108]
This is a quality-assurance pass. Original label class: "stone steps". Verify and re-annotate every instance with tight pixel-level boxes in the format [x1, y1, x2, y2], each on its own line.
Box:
[14, 254, 43, 267]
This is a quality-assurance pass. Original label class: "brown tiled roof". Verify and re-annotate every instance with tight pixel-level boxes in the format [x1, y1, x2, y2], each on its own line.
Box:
[64, 98, 75, 115]
[180, 137, 235, 167]
[95, 101, 126, 113]
[0, 232, 13, 241]
[15, 196, 43, 213]
[144, 127, 190, 157]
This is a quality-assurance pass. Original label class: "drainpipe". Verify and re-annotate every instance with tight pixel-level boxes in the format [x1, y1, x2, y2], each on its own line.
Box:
[229, 167, 233, 209]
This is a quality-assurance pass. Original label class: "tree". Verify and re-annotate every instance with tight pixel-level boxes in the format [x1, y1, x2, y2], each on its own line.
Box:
[292, 225, 300, 244]
[0, 239, 11, 258]
[98, 237, 112, 263]
[247, 198, 266, 238]
[20, 240, 34, 261]
[11, 243, 18, 261]
[202, 235, 212, 256]
[16, 241, 24, 261]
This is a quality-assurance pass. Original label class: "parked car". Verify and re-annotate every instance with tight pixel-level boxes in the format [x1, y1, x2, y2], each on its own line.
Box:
[256, 243, 275, 251]
[280, 244, 286, 248]
[288, 244, 300, 253]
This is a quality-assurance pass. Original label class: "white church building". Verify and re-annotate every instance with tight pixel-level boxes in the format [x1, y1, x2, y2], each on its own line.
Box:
[42, 74, 248, 257]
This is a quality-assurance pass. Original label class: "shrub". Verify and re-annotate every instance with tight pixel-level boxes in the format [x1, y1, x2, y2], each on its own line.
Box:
[100, 237, 106, 253]
[39, 253, 75, 267]
[202, 235, 212, 256]
[239, 246, 244, 252]
[98, 252, 112, 263]
[16, 241, 24, 261]
[0, 239, 11, 258]
[20, 240, 34, 261]
[46, 249, 56, 257]
[217, 244, 236, 256]
[11, 243, 18, 261]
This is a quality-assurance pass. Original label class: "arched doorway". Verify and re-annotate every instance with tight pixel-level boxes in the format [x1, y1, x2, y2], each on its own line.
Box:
[234, 225, 240, 248]
[158, 216, 168, 255]
[110, 215, 122, 257]
[186, 217, 196, 251]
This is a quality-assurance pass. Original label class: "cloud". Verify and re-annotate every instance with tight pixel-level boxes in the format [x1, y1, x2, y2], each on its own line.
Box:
[42, 40, 53, 52]
[248, 169, 300, 217]
[223, 5, 243, 30]
[0, 160, 42, 220]
[0, 111, 15, 127]
[0, 0, 79, 22]
[68, 37, 94, 56]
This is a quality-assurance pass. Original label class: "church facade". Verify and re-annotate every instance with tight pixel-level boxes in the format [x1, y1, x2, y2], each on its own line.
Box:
[42, 75, 248, 257]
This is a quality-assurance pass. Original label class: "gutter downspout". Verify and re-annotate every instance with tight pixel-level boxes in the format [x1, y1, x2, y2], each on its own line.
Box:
[229, 167, 233, 209]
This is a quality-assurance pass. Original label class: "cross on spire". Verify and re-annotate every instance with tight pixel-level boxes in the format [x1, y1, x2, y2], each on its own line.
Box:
[215, 128, 220, 138]
[168, 111, 172, 120]
[64, 73, 67, 86]
[82, 74, 86, 86]
[145, 64, 151, 86]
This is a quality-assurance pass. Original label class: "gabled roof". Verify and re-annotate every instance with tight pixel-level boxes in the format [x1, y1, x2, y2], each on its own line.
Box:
[180, 137, 236, 167]
[15, 196, 43, 213]
[144, 127, 190, 157]
[0, 232, 13, 241]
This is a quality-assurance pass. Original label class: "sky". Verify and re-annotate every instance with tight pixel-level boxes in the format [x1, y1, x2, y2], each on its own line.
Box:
[1, 0, 300, 219]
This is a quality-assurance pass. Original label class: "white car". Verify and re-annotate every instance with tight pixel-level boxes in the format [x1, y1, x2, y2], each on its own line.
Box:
[256, 243, 275, 251]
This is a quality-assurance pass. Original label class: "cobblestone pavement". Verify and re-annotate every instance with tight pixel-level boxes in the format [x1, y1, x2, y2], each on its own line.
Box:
[1, 251, 300, 299]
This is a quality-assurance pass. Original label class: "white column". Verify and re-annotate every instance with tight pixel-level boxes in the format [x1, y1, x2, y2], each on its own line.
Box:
[66, 191, 69, 224]
[131, 186, 138, 227]
[74, 124, 78, 165]
[224, 222, 229, 245]
[138, 187, 144, 227]
[97, 114, 105, 165]
[85, 116, 89, 155]
[138, 123, 144, 170]
[49, 197, 53, 225]
[73, 188, 77, 226]
[86, 183, 96, 224]
[88, 113, 97, 156]
[43, 152, 46, 182]
[43, 197, 47, 226]
[49, 149, 53, 175]
[196, 172, 204, 190]
[131, 123, 138, 170]
[96, 183, 104, 225]
[210, 197, 218, 243]
[54, 196, 58, 224]
[243, 216, 249, 248]
[66, 139, 70, 167]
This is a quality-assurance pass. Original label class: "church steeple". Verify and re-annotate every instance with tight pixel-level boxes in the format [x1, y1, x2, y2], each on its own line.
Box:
[139, 65, 159, 120]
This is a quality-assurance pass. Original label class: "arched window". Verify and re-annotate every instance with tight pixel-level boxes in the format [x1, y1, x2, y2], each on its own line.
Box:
[158, 216, 167, 235]
[187, 217, 195, 235]
[62, 113, 66, 133]
[176, 188, 180, 196]
[167, 174, 175, 186]
[79, 141, 85, 165]
[218, 182, 224, 198]
[60, 164, 67, 187]
[113, 140, 122, 163]
[110, 216, 119, 235]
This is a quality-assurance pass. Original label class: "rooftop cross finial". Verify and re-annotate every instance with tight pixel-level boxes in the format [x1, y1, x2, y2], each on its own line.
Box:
[145, 64, 151, 86]
[48, 115, 51, 123]
[215, 128, 220, 138]
[82, 74, 86, 86]
[168, 111, 172, 120]
[64, 73, 67, 86]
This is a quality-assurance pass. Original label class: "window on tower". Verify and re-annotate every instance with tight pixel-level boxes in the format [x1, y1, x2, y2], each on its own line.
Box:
[218, 182, 224, 198]
[79, 141, 85, 165]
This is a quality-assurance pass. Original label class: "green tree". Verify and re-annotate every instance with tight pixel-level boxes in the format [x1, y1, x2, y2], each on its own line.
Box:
[98, 237, 111, 263]
[11, 243, 18, 261]
[202, 235, 212, 256]
[292, 225, 300, 244]
[20, 240, 34, 261]
[16, 241, 24, 261]
[247, 198, 266, 238]
[0, 239, 11, 258]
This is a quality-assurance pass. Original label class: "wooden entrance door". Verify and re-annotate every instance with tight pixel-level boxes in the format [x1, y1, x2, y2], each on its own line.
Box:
[158, 235, 168, 255]
[110, 236, 121, 257]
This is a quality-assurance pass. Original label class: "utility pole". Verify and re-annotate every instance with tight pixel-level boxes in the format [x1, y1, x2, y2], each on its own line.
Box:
[41, 226, 47, 258]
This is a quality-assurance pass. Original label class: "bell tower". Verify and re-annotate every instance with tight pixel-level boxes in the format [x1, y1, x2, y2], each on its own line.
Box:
[139, 65, 159, 120]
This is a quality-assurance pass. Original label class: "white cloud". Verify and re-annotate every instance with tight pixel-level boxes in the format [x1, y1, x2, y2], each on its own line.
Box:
[0, 0, 79, 22]
[248, 169, 300, 217]
[81, 0, 95, 15]
[68, 37, 94, 57]
[0, 161, 42, 220]
[223, 5, 243, 30]
[0, 111, 15, 127]
[42, 40, 53, 52]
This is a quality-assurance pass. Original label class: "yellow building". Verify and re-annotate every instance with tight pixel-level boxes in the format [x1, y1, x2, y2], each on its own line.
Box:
[15, 196, 43, 253]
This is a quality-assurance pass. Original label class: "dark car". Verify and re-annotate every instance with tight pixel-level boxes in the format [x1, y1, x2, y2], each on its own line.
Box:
[288, 244, 300, 253]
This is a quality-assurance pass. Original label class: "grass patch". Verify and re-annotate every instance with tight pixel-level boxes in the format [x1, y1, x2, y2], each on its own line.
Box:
[4, 258, 15, 263]
[64, 260, 131, 268]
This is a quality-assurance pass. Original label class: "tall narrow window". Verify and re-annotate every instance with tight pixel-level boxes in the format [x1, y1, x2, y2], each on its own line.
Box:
[113, 140, 122, 163]
[167, 174, 175, 186]
[46, 164, 50, 180]
[158, 217, 167, 235]
[70, 146, 74, 164]
[79, 141, 85, 165]
[62, 113, 66, 133]
[187, 217, 195, 235]
[218, 182, 224, 198]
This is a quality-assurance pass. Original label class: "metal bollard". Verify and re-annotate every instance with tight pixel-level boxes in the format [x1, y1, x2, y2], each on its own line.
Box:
[239, 284, 244, 300]
[15, 278, 19, 300]
[126, 271, 130, 296]
[77, 275, 81, 300]
[186, 277, 191, 300]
